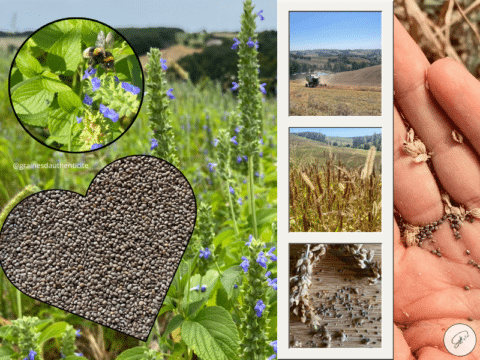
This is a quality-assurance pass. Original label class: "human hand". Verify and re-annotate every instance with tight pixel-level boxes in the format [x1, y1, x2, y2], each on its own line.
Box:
[394, 15, 480, 359]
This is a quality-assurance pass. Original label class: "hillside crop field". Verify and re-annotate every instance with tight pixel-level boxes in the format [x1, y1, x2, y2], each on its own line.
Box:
[290, 80, 381, 116]
[290, 135, 381, 232]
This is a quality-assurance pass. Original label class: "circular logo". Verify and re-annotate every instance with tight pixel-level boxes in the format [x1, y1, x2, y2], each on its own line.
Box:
[444, 323, 477, 356]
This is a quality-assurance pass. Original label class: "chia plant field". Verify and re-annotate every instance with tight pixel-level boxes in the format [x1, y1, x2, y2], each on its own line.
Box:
[0, 1, 277, 359]
[290, 136, 381, 232]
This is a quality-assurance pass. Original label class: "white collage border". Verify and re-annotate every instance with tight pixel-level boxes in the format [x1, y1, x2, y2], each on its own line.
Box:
[277, 1, 394, 358]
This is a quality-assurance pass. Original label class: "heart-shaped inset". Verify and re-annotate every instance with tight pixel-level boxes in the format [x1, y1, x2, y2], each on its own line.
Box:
[0, 155, 196, 340]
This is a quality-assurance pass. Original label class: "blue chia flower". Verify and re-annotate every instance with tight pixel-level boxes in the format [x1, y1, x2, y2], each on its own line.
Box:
[238, 198, 243, 205]
[76, 329, 81, 338]
[254, 300, 266, 317]
[231, 82, 239, 91]
[229, 186, 234, 195]
[91, 77, 101, 91]
[243, 179, 247, 184]
[257, 10, 264, 20]
[271, 340, 278, 353]
[91, 143, 102, 150]
[240, 256, 249, 273]
[255, 41, 259, 50]
[247, 37, 255, 48]
[231, 38, 241, 50]
[203, 149, 208, 155]
[237, 156, 242, 164]
[267, 277, 277, 290]
[83, 94, 93, 106]
[243, 155, 248, 161]
[259, 138, 264, 145]
[167, 88, 175, 100]
[76, 116, 82, 124]
[245, 234, 253, 246]
[99, 104, 119, 122]
[199, 247, 211, 259]
[235, 126, 241, 134]
[207, 162, 217, 172]
[83, 68, 96, 79]
[201, 285, 207, 292]
[268, 340, 277, 359]
[75, 353, 83, 357]
[259, 152, 263, 158]
[265, 270, 271, 278]
[257, 251, 268, 268]
[255, 172, 260, 177]
[122, 82, 141, 95]
[260, 82, 267, 95]
[114, 76, 119, 82]
[160, 58, 168, 71]
[230, 136, 238, 145]
[27, 350, 37, 360]
[267, 247, 277, 261]
[213, 138, 219, 147]
[234, 284, 238, 289]
[150, 138, 158, 150]
[190, 285, 200, 291]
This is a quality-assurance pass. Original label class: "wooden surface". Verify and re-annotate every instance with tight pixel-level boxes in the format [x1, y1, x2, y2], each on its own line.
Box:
[289, 244, 382, 348]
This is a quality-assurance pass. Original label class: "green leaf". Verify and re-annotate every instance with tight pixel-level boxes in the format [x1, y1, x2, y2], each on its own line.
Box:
[162, 314, 184, 339]
[220, 266, 242, 298]
[47, 26, 82, 73]
[216, 287, 231, 310]
[116, 347, 148, 360]
[58, 90, 82, 112]
[186, 299, 206, 318]
[213, 229, 236, 247]
[0, 346, 14, 357]
[181, 306, 240, 360]
[183, 270, 219, 305]
[41, 73, 72, 92]
[64, 356, 87, 360]
[47, 107, 75, 145]
[38, 321, 68, 345]
[31, 23, 65, 50]
[11, 78, 54, 115]
[18, 110, 49, 127]
[15, 49, 43, 77]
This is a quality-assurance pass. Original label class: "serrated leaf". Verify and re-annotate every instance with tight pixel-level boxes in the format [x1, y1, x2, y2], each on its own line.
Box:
[48, 107, 74, 144]
[58, 90, 82, 112]
[18, 109, 49, 127]
[11, 78, 54, 115]
[47, 26, 82, 72]
[41, 73, 72, 92]
[220, 266, 242, 298]
[15, 49, 43, 77]
[181, 306, 240, 360]
[38, 321, 68, 345]
[116, 347, 148, 360]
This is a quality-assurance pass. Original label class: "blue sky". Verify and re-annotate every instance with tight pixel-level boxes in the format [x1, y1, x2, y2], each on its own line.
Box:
[290, 128, 382, 137]
[290, 12, 381, 51]
[1, 0, 276, 33]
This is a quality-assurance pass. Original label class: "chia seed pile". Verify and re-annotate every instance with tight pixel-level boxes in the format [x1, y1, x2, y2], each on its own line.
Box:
[0, 156, 196, 340]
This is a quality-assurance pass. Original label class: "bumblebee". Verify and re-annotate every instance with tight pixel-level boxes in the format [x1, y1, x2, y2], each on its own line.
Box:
[83, 31, 115, 72]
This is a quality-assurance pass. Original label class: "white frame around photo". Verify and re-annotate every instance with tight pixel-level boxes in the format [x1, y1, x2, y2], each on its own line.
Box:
[277, 0, 393, 358]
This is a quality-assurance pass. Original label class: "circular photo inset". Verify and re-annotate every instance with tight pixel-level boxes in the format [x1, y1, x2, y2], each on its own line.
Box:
[9, 18, 144, 152]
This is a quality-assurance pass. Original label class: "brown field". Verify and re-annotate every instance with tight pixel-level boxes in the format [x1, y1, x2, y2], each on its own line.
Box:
[0, 37, 26, 51]
[290, 80, 381, 116]
[138, 44, 203, 67]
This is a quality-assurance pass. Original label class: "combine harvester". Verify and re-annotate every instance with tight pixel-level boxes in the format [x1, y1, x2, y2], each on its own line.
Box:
[305, 74, 326, 88]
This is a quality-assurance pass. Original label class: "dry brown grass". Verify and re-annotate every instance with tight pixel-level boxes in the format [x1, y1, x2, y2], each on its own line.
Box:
[289, 80, 381, 116]
[138, 44, 203, 67]
[290, 152, 381, 232]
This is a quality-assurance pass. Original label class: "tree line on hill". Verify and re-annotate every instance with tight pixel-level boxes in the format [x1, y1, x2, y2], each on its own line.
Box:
[294, 132, 382, 151]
